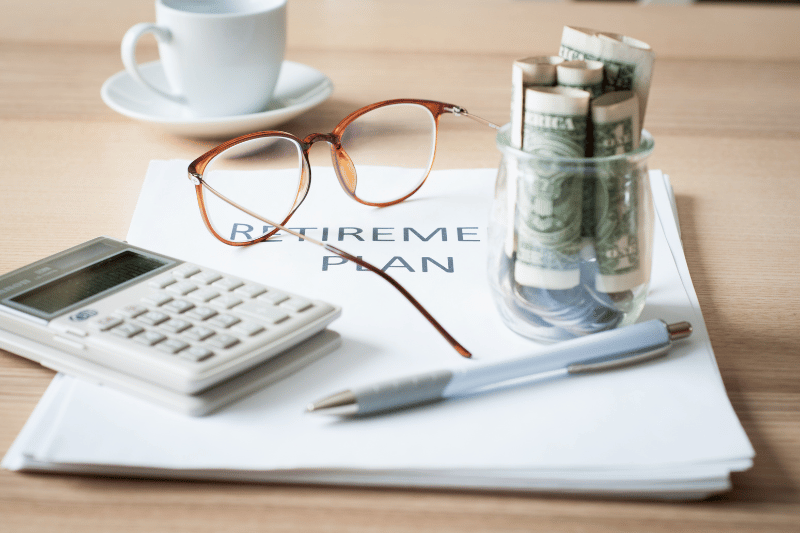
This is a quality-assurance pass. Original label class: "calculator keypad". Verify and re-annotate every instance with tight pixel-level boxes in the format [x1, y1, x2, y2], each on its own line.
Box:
[88, 264, 335, 368]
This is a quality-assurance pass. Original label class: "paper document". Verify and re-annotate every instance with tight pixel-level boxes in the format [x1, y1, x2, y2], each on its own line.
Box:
[2, 163, 753, 499]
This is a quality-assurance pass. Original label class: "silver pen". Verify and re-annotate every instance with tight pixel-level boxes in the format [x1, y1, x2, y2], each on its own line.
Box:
[306, 319, 692, 417]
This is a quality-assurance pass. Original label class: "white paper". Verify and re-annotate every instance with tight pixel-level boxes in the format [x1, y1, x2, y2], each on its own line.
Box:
[2, 164, 753, 498]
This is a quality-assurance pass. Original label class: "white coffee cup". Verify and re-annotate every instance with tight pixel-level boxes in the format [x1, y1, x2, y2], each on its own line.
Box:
[122, 0, 286, 117]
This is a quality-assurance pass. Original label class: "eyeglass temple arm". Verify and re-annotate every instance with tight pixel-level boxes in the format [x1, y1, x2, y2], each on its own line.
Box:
[322, 244, 471, 358]
[444, 106, 501, 130]
[199, 181, 472, 358]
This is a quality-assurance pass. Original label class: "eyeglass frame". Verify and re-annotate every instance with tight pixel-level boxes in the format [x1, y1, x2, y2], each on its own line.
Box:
[187, 98, 499, 358]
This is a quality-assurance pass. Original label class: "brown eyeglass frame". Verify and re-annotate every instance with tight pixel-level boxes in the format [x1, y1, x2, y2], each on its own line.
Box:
[188, 98, 499, 358]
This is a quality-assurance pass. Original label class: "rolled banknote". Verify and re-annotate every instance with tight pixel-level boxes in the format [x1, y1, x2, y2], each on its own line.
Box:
[506, 56, 563, 256]
[559, 26, 654, 130]
[591, 91, 648, 293]
[555, 58, 605, 238]
[514, 86, 590, 290]
[556, 60, 605, 98]
[510, 56, 563, 149]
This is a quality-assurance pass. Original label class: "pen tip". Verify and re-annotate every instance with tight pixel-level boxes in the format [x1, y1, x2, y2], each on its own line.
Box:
[304, 390, 359, 416]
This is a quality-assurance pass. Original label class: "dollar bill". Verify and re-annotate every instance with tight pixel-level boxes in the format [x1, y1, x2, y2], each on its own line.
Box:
[556, 60, 604, 98]
[559, 26, 654, 130]
[591, 91, 648, 293]
[514, 86, 590, 290]
[555, 58, 605, 238]
[506, 56, 563, 256]
[510, 56, 563, 149]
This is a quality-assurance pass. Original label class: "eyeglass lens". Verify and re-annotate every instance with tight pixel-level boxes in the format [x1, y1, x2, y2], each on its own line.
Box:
[202, 136, 305, 243]
[338, 103, 436, 204]
[200, 103, 437, 243]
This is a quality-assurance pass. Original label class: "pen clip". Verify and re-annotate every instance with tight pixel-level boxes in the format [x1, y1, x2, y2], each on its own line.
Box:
[566, 345, 671, 375]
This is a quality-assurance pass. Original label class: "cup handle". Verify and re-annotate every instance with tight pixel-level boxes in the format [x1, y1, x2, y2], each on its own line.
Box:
[121, 23, 185, 104]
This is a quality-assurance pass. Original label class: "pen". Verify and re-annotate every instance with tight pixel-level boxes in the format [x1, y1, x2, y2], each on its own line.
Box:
[306, 319, 692, 416]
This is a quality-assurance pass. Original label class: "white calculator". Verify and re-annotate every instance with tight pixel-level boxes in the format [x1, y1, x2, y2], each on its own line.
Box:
[0, 237, 341, 415]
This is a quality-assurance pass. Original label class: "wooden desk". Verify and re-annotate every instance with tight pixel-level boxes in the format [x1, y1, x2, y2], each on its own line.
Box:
[2, 1, 799, 530]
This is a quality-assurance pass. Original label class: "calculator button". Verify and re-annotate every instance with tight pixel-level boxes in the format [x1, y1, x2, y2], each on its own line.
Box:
[156, 338, 190, 354]
[172, 264, 201, 278]
[207, 334, 240, 350]
[257, 291, 289, 305]
[111, 323, 144, 338]
[183, 326, 215, 342]
[213, 295, 243, 310]
[94, 316, 123, 331]
[207, 314, 240, 329]
[134, 330, 166, 346]
[139, 311, 170, 326]
[168, 281, 198, 296]
[185, 306, 217, 321]
[234, 284, 266, 299]
[148, 277, 176, 290]
[180, 346, 214, 362]
[118, 304, 147, 318]
[281, 297, 313, 313]
[212, 277, 244, 292]
[161, 318, 192, 334]
[163, 299, 195, 314]
[190, 271, 222, 285]
[232, 321, 265, 337]
[237, 301, 290, 324]
[191, 288, 220, 303]
[141, 292, 173, 307]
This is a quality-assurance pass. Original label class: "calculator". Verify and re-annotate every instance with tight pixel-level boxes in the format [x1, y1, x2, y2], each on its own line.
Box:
[0, 237, 342, 415]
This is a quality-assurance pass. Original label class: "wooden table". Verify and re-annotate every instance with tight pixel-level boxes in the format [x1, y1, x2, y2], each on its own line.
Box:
[2, 1, 799, 531]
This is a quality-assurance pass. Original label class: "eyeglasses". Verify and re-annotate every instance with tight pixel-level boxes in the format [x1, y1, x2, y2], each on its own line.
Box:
[187, 98, 499, 358]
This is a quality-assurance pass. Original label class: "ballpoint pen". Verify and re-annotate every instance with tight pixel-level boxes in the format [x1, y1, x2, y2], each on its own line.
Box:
[306, 319, 692, 417]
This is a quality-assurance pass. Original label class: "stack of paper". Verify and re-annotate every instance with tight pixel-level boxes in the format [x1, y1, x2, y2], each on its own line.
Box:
[2, 163, 753, 499]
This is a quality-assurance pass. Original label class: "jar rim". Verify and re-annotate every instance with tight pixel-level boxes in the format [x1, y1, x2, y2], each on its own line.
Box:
[496, 123, 654, 164]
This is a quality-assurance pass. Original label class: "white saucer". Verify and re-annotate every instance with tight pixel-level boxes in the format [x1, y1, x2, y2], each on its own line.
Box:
[101, 60, 334, 138]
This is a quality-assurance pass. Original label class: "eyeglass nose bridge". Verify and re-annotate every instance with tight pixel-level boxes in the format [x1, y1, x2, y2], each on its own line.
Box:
[302, 132, 340, 149]
[300, 132, 358, 197]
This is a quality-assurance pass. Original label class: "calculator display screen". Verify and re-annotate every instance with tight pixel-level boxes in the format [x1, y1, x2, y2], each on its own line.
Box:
[10, 251, 168, 315]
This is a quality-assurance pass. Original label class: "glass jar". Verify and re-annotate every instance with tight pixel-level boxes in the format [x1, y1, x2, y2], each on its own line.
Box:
[488, 124, 655, 343]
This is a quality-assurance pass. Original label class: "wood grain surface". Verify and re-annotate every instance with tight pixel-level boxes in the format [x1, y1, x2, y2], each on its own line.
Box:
[1, 1, 799, 531]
